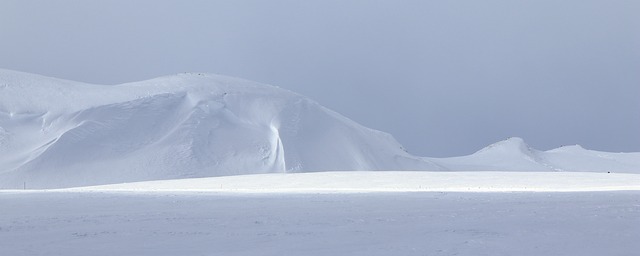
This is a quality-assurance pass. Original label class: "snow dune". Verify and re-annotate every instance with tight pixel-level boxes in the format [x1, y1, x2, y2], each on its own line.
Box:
[430, 137, 640, 173]
[1, 69, 639, 189]
[0, 69, 436, 189]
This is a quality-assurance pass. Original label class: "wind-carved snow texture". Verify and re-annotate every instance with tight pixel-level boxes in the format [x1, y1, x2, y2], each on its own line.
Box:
[0, 69, 639, 189]
[0, 69, 440, 188]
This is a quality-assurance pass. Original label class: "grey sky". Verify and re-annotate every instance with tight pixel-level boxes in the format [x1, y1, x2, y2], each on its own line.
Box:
[1, 0, 639, 156]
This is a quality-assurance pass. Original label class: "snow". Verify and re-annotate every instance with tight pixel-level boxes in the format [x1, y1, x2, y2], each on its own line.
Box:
[1, 191, 638, 256]
[1, 69, 639, 189]
[1, 69, 640, 255]
[0, 69, 438, 189]
[60, 171, 640, 193]
[429, 137, 640, 173]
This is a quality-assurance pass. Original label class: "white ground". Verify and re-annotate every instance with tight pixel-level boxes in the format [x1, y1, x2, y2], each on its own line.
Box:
[2, 171, 640, 255]
[66, 171, 640, 193]
[1, 191, 638, 256]
[2, 70, 639, 255]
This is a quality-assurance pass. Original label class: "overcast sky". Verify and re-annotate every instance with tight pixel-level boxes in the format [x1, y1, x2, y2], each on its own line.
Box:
[1, 0, 639, 156]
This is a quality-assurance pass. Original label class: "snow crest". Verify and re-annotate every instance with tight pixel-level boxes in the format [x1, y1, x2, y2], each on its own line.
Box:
[429, 137, 640, 173]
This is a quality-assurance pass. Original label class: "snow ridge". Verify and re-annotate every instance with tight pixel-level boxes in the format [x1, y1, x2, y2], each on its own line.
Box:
[429, 137, 640, 173]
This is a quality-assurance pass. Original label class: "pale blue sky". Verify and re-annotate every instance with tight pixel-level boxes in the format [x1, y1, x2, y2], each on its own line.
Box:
[1, 0, 639, 156]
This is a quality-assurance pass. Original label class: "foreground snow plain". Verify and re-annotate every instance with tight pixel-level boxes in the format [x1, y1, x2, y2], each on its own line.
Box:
[1, 190, 638, 256]
[2, 171, 640, 255]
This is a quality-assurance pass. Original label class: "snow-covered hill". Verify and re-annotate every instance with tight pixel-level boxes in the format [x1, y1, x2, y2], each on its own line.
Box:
[1, 69, 638, 189]
[0, 69, 441, 189]
[429, 137, 640, 173]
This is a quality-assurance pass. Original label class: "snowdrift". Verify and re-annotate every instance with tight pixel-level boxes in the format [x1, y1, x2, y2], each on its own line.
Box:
[0, 69, 439, 188]
[1, 69, 638, 189]
[430, 137, 640, 173]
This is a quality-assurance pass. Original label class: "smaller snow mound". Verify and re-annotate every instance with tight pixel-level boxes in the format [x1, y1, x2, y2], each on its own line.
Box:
[548, 144, 587, 152]
[542, 145, 640, 173]
[474, 137, 537, 157]
[429, 139, 640, 174]
[430, 137, 555, 171]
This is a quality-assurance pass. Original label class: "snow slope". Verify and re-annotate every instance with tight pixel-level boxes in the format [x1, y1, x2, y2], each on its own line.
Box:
[0, 69, 439, 189]
[430, 137, 640, 173]
[1, 69, 639, 189]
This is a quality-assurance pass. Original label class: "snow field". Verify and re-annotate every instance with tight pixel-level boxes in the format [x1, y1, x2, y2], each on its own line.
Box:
[0, 191, 638, 256]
